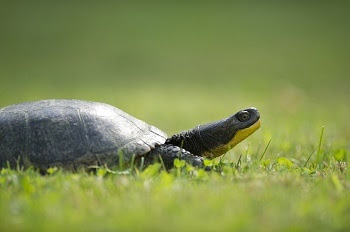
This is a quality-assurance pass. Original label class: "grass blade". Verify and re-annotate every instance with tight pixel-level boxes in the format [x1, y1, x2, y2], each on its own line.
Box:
[304, 145, 319, 167]
[236, 154, 242, 168]
[130, 154, 136, 171]
[158, 155, 166, 171]
[139, 157, 145, 171]
[259, 139, 272, 162]
[245, 144, 250, 156]
[317, 126, 325, 157]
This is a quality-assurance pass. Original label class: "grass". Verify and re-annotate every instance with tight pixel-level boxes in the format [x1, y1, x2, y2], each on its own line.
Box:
[0, 146, 349, 231]
[1, 1, 350, 231]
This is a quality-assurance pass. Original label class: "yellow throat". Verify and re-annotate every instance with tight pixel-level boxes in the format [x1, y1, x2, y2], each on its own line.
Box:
[202, 119, 261, 158]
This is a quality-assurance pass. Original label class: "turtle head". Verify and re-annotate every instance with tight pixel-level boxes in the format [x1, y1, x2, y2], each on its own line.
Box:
[198, 107, 261, 158]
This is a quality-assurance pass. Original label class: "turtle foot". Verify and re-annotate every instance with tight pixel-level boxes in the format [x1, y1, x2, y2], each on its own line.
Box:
[145, 144, 204, 170]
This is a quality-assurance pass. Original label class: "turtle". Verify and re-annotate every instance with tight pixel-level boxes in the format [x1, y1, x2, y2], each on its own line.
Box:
[0, 99, 260, 171]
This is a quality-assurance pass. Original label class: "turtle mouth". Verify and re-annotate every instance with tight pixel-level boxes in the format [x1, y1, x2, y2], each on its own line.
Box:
[230, 119, 261, 147]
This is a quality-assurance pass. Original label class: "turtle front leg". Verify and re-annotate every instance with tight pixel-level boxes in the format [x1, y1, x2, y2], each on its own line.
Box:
[145, 144, 204, 170]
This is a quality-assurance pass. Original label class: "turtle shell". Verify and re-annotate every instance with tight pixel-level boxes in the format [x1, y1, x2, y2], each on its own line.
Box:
[0, 99, 167, 169]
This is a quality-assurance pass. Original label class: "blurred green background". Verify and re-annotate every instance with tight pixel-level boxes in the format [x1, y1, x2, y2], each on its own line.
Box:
[1, 0, 349, 155]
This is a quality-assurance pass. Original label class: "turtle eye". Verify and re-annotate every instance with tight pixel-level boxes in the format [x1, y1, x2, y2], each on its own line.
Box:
[238, 111, 250, 122]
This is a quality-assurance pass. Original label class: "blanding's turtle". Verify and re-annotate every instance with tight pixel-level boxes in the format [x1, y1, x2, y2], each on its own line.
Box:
[0, 99, 260, 171]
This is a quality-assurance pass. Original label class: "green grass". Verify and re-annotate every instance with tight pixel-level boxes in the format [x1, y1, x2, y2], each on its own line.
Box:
[1, 1, 350, 231]
[1, 150, 349, 231]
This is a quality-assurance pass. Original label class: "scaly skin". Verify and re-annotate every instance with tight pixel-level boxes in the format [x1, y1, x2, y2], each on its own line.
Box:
[164, 128, 210, 156]
[144, 144, 204, 169]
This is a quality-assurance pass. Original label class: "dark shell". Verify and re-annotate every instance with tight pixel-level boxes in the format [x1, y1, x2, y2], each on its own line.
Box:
[0, 100, 167, 169]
